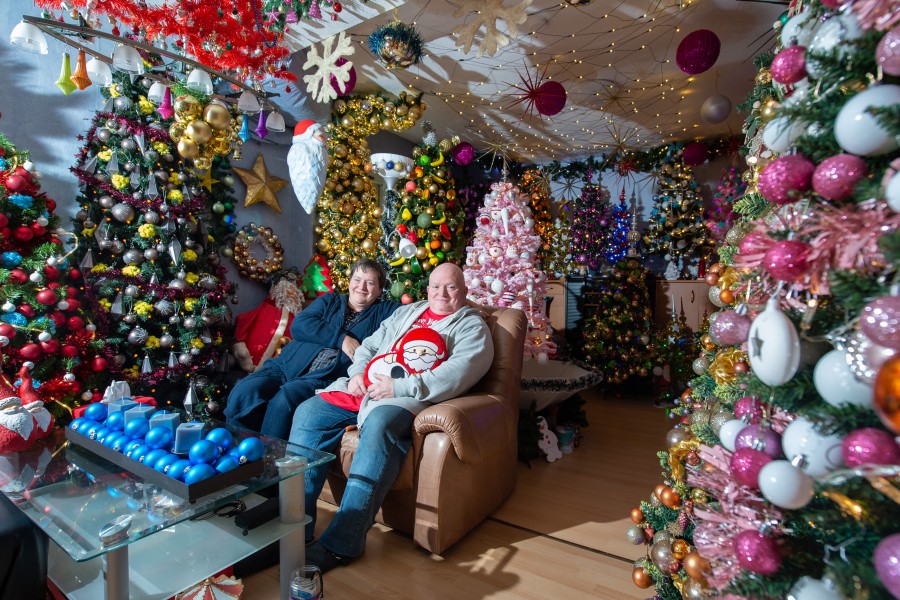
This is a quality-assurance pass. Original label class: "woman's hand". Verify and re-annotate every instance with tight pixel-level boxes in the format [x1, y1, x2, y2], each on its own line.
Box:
[342, 336, 361, 360]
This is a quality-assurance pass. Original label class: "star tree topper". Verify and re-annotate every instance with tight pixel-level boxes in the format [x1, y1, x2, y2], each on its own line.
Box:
[233, 154, 289, 213]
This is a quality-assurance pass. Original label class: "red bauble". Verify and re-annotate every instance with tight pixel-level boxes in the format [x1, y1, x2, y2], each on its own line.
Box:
[757, 154, 815, 205]
[64, 299, 81, 312]
[66, 286, 79, 298]
[40, 339, 60, 354]
[535, 81, 567, 116]
[333, 2, 342, 11]
[812, 153, 869, 201]
[0, 324, 15, 339]
[17, 305, 35, 318]
[45, 198, 56, 211]
[91, 356, 109, 372]
[19, 343, 42, 360]
[396, 224, 408, 235]
[36, 289, 58, 306]
[676, 29, 721, 75]
[30, 223, 46, 238]
[0, 228, 10, 240]
[61, 344, 80, 358]
[68, 268, 82, 281]
[682, 142, 709, 166]
[4, 174, 27, 192]
[732, 530, 782, 575]
[67, 316, 85, 330]
[0, 213, 8, 228]
[763, 240, 811, 282]
[401, 294, 413, 304]
[47, 282, 61, 290]
[770, 46, 807, 85]
[48, 311, 66, 327]
[8, 269, 27, 284]
[13, 226, 34, 242]
[44, 266, 61, 281]
[730, 447, 772, 488]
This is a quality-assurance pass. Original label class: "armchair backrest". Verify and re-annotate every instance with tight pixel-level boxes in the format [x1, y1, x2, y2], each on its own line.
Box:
[468, 305, 528, 405]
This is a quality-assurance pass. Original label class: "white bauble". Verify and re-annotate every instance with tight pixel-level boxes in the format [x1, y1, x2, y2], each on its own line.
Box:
[719, 419, 745, 452]
[780, 10, 815, 47]
[813, 349, 873, 408]
[782, 79, 811, 108]
[782, 416, 844, 478]
[886, 170, 900, 212]
[787, 577, 843, 600]
[758, 460, 814, 509]
[807, 12, 865, 79]
[747, 296, 801, 386]
[490, 279, 504, 294]
[762, 116, 805, 153]
[834, 84, 900, 156]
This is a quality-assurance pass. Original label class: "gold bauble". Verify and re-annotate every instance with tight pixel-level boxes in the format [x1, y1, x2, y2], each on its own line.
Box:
[335, 144, 349, 158]
[691, 488, 709, 504]
[415, 247, 428, 260]
[630, 507, 644, 524]
[383, 118, 394, 129]
[683, 551, 710, 580]
[372, 206, 383, 218]
[442, 241, 452, 252]
[340, 115, 355, 128]
[168, 122, 187, 141]
[317, 239, 331, 252]
[361, 239, 374, 252]
[672, 539, 690, 560]
[209, 135, 232, 155]
[402, 264, 411, 274]
[177, 137, 200, 159]
[193, 156, 212, 171]
[409, 107, 422, 120]
[203, 103, 232, 130]
[428, 184, 439, 194]
[174, 94, 202, 120]
[759, 99, 780, 123]
[755, 68, 772, 86]
[185, 120, 213, 144]
[632, 567, 652, 589]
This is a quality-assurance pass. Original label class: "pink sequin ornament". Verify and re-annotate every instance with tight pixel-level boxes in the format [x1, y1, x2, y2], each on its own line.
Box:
[676, 29, 721, 75]
[730, 447, 773, 488]
[812, 154, 869, 201]
[735, 423, 783, 459]
[709, 309, 752, 345]
[683, 142, 709, 166]
[451, 142, 475, 166]
[861, 296, 900, 350]
[732, 530, 782, 575]
[734, 396, 764, 423]
[842, 427, 900, 466]
[874, 533, 900, 598]
[330, 58, 356, 96]
[878, 29, 900, 77]
[770, 46, 808, 85]
[738, 230, 771, 257]
[763, 240, 811, 281]
[758, 154, 816, 205]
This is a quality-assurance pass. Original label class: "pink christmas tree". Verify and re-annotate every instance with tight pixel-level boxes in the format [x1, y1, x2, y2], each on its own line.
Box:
[463, 182, 557, 363]
[706, 165, 744, 242]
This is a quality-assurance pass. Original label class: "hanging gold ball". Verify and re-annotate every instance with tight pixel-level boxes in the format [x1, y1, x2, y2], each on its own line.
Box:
[185, 120, 213, 144]
[203, 103, 232, 130]
[683, 551, 711, 580]
[630, 507, 644, 524]
[317, 239, 331, 252]
[755, 68, 772, 86]
[632, 567, 652, 589]
[174, 94, 202, 120]
[759, 99, 780, 123]
[672, 539, 690, 560]
[177, 138, 200, 159]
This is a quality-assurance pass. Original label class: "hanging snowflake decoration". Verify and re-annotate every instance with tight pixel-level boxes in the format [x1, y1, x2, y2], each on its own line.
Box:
[302, 31, 355, 104]
[508, 63, 567, 119]
[452, 0, 532, 58]
[368, 21, 425, 70]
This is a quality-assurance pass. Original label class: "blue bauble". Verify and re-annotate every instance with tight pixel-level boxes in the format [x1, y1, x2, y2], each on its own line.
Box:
[126, 444, 150, 462]
[123, 439, 143, 455]
[144, 426, 175, 450]
[142, 449, 169, 466]
[165, 459, 193, 481]
[110, 434, 130, 452]
[90, 427, 109, 442]
[83, 402, 108, 423]
[213, 455, 240, 473]
[183, 463, 216, 485]
[154, 453, 180, 474]
[236, 437, 265, 463]
[123, 418, 150, 440]
[205, 428, 234, 453]
[102, 433, 120, 448]
[68, 418, 85, 431]
[75, 419, 98, 435]
[85, 422, 105, 440]
[104, 411, 125, 432]
[188, 439, 220, 465]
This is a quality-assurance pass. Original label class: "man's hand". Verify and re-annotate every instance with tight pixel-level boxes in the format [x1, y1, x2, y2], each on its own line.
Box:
[347, 373, 367, 397]
[342, 336, 361, 360]
[366, 373, 394, 401]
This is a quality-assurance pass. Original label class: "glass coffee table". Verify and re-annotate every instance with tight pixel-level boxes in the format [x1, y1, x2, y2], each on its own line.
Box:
[0, 421, 334, 600]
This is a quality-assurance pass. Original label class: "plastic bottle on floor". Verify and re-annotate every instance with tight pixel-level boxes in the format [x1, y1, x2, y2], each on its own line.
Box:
[290, 565, 323, 599]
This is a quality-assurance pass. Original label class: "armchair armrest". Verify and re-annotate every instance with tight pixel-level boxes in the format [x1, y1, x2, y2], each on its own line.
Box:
[413, 393, 515, 465]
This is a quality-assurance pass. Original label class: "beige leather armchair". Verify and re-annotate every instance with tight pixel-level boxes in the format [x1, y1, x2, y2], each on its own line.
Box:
[320, 305, 527, 555]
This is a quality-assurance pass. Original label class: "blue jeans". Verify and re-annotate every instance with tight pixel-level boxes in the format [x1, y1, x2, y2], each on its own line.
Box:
[289, 395, 415, 558]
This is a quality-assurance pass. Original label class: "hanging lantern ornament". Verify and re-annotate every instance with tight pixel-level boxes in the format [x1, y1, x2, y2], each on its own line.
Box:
[509, 64, 567, 118]
[56, 52, 77, 95]
[70, 49, 92, 91]
[368, 21, 425, 70]
[676, 29, 721, 75]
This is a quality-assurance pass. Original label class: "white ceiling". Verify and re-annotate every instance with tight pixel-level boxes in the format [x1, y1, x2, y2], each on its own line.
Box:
[284, 0, 786, 163]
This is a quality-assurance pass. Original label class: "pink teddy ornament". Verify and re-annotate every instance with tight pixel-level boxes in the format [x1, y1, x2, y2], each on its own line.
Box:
[537, 416, 562, 462]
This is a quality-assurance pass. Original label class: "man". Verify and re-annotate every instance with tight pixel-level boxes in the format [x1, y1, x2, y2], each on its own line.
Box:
[290, 263, 493, 573]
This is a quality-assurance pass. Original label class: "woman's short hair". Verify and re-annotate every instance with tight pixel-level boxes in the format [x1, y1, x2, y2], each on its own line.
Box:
[349, 258, 387, 290]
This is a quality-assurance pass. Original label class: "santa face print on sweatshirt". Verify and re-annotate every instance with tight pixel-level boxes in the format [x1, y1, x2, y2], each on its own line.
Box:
[363, 317, 449, 387]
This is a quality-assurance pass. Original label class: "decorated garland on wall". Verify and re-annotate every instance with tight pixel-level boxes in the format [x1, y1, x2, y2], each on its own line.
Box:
[230, 223, 284, 282]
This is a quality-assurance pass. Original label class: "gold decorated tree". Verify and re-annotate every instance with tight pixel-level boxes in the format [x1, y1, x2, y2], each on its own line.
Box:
[518, 168, 554, 267]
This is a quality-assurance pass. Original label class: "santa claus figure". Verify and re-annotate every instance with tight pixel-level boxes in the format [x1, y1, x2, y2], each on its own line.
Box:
[287, 119, 328, 214]
[232, 273, 305, 372]
[397, 328, 448, 374]
[0, 375, 34, 454]
[17, 366, 53, 442]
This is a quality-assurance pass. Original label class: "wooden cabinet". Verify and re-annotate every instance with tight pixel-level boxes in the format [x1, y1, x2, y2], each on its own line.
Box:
[543, 279, 567, 332]
[654, 280, 716, 332]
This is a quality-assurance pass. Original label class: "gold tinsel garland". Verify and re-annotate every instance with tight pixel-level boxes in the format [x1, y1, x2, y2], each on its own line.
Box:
[316, 92, 426, 291]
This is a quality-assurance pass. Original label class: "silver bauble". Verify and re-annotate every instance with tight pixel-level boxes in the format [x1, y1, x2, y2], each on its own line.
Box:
[123, 313, 137, 324]
[111, 203, 135, 223]
[184, 239, 195, 248]
[195, 375, 210, 388]
[178, 353, 192, 365]
[183, 317, 197, 329]
[652, 530, 673, 544]
[124, 285, 140, 297]
[140, 77, 152, 88]
[693, 357, 710, 375]
[154, 170, 168, 181]
[710, 410, 734, 435]
[127, 327, 148, 345]
[105, 119, 118, 130]
[708, 286, 726, 308]
[110, 240, 125, 254]
[114, 354, 127, 365]
[199, 275, 217, 289]
[206, 400, 220, 414]
[625, 525, 645, 545]
[164, 153, 174, 162]
[143, 211, 160, 224]
[113, 97, 132, 111]
[154, 299, 175, 316]
[190, 347, 200, 356]
[144, 248, 159, 260]
[120, 139, 136, 151]
[132, 192, 143, 201]
[169, 315, 180, 325]
[145, 149, 159, 162]
[99, 195, 115, 209]
[665, 427, 692, 448]
[97, 129, 112, 143]
[123, 162, 134, 172]
[650, 539, 675, 571]
[76, 209, 89, 222]
[83, 219, 95, 229]
[159, 334, 174, 348]
[122, 250, 143, 266]
[156, 243, 166, 253]
[169, 278, 188, 290]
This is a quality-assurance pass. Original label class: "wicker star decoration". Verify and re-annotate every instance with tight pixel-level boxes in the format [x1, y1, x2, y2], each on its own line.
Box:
[233, 154, 289, 213]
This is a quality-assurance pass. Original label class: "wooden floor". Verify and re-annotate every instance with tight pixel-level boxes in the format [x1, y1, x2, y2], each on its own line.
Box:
[241, 387, 670, 599]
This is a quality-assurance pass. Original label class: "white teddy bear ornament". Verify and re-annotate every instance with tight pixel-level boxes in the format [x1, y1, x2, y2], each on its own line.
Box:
[537, 416, 562, 462]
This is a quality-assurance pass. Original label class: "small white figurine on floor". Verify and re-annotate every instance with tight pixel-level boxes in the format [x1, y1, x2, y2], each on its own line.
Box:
[537, 416, 562, 462]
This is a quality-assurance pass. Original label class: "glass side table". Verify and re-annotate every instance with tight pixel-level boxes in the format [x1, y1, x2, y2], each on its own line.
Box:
[0, 421, 334, 600]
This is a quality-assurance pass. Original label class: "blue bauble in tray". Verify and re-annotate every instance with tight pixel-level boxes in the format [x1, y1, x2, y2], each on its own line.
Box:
[83, 402, 108, 423]
[236, 437, 265, 463]
[188, 440, 220, 465]
[145, 426, 174, 450]
[205, 428, 234, 453]
[184, 463, 216, 485]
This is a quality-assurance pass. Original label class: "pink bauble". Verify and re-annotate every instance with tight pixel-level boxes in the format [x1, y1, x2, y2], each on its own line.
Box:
[734, 396, 764, 423]
[451, 142, 475, 166]
[535, 81, 567, 116]
[710, 309, 752, 345]
[738, 230, 771, 257]
[404, 180, 417, 193]
[770, 46, 808, 85]
[861, 296, 900, 350]
[812, 154, 869, 201]
[730, 447, 773, 488]
[763, 240, 811, 282]
[676, 29, 721, 75]
[732, 530, 782, 575]
[877, 29, 900, 77]
[758, 154, 816, 205]
[841, 427, 900, 466]
[330, 58, 356, 96]
[735, 423, 783, 459]
[682, 142, 709, 166]
[874, 533, 900, 598]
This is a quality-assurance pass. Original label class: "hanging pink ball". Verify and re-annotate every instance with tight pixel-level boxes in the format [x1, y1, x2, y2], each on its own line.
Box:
[770, 46, 808, 85]
[819, 0, 845, 7]
[874, 533, 900, 598]
[451, 142, 475, 166]
[682, 142, 709, 166]
[676, 29, 721, 75]
[877, 28, 900, 77]
[861, 296, 900, 350]
[734, 396, 764, 423]
[730, 447, 773, 488]
[535, 81, 567, 116]
[709, 309, 752, 345]
[812, 153, 869, 201]
[757, 154, 816, 205]
[841, 427, 900, 466]
[735, 423, 783, 459]
[732, 530, 782, 575]
[763, 240, 811, 281]
[330, 58, 356, 96]
[738, 230, 771, 257]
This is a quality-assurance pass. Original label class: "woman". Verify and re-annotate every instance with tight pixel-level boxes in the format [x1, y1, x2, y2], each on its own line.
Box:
[225, 258, 399, 440]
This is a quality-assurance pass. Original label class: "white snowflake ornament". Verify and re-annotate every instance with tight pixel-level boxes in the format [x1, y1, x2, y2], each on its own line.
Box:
[452, 0, 532, 57]
[302, 31, 355, 104]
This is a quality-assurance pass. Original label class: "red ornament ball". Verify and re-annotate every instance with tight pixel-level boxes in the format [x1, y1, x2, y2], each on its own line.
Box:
[763, 240, 811, 281]
[48, 311, 66, 327]
[13, 226, 34, 242]
[36, 289, 58, 306]
[676, 29, 721, 75]
[732, 530, 782, 575]
[333, 2, 342, 11]
[535, 81, 567, 116]
[4, 174, 28, 193]
[757, 154, 815, 205]
[812, 153, 868, 201]
[0, 324, 15, 339]
[40, 339, 60, 355]
[17, 305, 35, 318]
[19, 343, 42, 360]
[730, 447, 772, 489]
[401, 294, 413, 304]
[68, 269, 82, 281]
[45, 198, 56, 211]
[842, 427, 900, 466]
[91, 356, 109, 372]
[8, 269, 27, 284]
[44, 266, 61, 281]
[61, 344, 80, 358]
[30, 223, 46, 238]
[682, 142, 709, 166]
[67, 316, 85, 330]
[0, 213, 7, 228]
[770, 46, 808, 85]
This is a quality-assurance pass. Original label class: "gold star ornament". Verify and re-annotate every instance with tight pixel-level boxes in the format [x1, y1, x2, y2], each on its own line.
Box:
[233, 154, 289, 213]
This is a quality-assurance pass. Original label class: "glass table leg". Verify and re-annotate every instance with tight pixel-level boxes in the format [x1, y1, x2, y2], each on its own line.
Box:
[276, 457, 308, 600]
[103, 545, 129, 600]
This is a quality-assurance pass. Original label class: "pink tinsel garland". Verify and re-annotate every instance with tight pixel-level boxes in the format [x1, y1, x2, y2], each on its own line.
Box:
[851, 0, 900, 31]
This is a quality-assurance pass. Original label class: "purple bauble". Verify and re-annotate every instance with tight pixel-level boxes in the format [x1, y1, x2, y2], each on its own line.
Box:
[710, 309, 752, 345]
[763, 240, 811, 282]
[451, 142, 475, 166]
[842, 427, 900, 467]
[676, 29, 721, 75]
[734, 396, 764, 423]
[730, 447, 773, 489]
[535, 80, 567, 116]
[735, 423, 783, 459]
[758, 154, 816, 205]
[330, 58, 356, 96]
[770, 45, 808, 85]
[812, 154, 869, 201]
[683, 141, 709, 166]
[877, 28, 900, 77]
[874, 533, 900, 598]
[733, 530, 782, 575]
[861, 296, 900, 350]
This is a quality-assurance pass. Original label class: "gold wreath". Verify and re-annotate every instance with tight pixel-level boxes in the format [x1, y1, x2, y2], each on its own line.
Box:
[230, 223, 284, 282]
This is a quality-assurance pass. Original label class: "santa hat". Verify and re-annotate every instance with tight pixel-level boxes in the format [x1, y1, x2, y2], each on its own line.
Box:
[17, 366, 41, 405]
[293, 119, 318, 137]
[399, 328, 447, 359]
[0, 374, 21, 411]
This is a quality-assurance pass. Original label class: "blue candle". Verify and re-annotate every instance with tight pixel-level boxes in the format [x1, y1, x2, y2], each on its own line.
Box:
[107, 397, 138, 415]
[173, 422, 205, 454]
[148, 410, 181, 437]
[123, 404, 156, 426]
